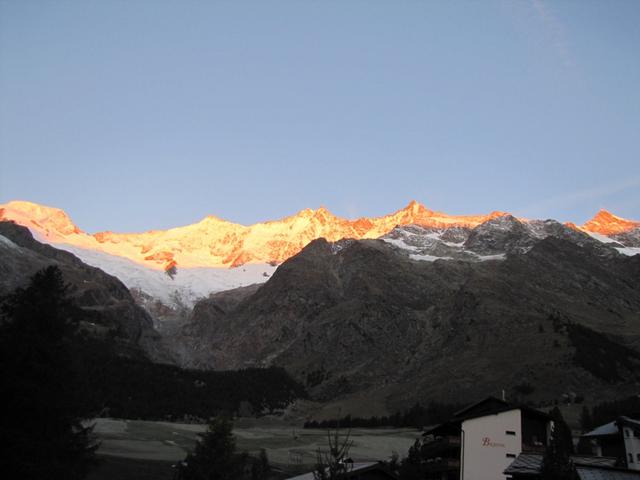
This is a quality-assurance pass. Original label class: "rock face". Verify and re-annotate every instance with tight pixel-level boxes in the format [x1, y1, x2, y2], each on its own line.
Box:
[0, 221, 160, 354]
[179, 220, 640, 411]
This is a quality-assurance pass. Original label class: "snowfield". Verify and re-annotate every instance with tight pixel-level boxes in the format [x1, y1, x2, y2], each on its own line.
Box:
[57, 244, 276, 307]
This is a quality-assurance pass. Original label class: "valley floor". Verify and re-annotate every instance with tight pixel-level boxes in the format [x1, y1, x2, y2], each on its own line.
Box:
[90, 417, 422, 473]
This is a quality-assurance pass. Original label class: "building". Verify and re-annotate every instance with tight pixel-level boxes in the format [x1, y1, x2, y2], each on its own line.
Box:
[420, 397, 551, 480]
[286, 462, 398, 480]
[503, 453, 640, 480]
[582, 417, 640, 470]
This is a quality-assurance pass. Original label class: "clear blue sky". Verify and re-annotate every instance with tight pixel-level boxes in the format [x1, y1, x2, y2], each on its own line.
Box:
[1, 0, 639, 233]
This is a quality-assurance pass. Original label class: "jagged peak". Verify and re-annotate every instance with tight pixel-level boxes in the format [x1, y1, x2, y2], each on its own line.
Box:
[4, 199, 637, 270]
[196, 214, 231, 226]
[487, 210, 510, 218]
[582, 209, 640, 235]
[399, 200, 430, 215]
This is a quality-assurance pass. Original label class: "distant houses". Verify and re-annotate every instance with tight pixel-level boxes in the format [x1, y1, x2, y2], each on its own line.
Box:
[290, 397, 640, 480]
[417, 396, 640, 480]
[582, 416, 640, 470]
[419, 397, 550, 480]
[504, 453, 638, 480]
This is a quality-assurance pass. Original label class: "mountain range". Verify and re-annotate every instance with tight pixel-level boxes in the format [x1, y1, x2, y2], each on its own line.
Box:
[1, 200, 639, 414]
[1, 200, 638, 309]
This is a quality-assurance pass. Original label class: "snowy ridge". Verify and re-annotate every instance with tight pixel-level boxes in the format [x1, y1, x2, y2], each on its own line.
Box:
[381, 215, 640, 262]
[1, 200, 639, 314]
[0, 200, 508, 270]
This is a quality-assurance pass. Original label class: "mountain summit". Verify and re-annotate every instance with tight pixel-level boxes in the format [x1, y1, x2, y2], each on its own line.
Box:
[582, 209, 640, 235]
[0, 200, 512, 270]
[1, 200, 638, 309]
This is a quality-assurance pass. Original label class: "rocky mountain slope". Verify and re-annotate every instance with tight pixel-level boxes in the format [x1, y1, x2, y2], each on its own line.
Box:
[2, 200, 640, 414]
[0, 221, 161, 355]
[175, 216, 640, 413]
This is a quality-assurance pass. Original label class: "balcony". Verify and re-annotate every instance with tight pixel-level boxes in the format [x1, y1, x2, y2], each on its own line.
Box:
[422, 457, 461, 473]
[421, 435, 462, 457]
[522, 443, 546, 454]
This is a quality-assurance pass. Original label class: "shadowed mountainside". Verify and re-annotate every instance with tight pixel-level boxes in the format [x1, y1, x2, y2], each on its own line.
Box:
[177, 225, 640, 412]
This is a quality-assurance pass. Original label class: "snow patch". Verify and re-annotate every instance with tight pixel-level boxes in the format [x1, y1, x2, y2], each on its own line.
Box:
[0, 234, 20, 250]
[409, 253, 451, 262]
[585, 231, 619, 244]
[383, 237, 422, 252]
[476, 253, 507, 261]
[53, 243, 275, 307]
[616, 247, 640, 256]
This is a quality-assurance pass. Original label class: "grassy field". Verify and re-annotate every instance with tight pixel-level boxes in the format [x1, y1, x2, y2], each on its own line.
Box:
[91, 417, 422, 470]
[86, 455, 176, 480]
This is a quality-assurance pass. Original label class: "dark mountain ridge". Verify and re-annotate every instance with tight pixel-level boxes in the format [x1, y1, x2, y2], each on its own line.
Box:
[177, 223, 640, 413]
[0, 221, 157, 350]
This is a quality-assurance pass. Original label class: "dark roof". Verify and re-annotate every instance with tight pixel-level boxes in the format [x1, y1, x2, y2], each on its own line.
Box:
[617, 416, 640, 430]
[503, 453, 544, 476]
[504, 454, 618, 476]
[583, 416, 640, 438]
[577, 466, 640, 480]
[454, 396, 510, 417]
[584, 421, 619, 438]
[423, 397, 550, 437]
[286, 463, 398, 480]
[573, 457, 619, 468]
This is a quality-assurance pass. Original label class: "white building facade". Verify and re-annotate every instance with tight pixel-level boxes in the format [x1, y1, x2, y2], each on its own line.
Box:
[461, 409, 523, 480]
[421, 397, 551, 480]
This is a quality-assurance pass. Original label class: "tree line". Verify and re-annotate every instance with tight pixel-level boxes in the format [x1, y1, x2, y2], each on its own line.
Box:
[0, 266, 306, 479]
[76, 339, 306, 420]
[580, 395, 640, 432]
[303, 401, 464, 429]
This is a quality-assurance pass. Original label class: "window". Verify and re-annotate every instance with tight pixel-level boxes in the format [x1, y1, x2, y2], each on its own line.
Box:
[506, 454, 516, 458]
[506, 431, 516, 436]
[629, 453, 634, 464]
[626, 429, 631, 438]
[637, 454, 640, 463]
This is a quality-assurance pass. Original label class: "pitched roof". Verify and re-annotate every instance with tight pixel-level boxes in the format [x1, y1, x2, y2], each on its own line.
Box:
[584, 421, 619, 437]
[504, 454, 618, 476]
[423, 397, 550, 437]
[285, 462, 397, 480]
[503, 453, 543, 476]
[583, 417, 640, 438]
[576, 466, 640, 480]
[617, 416, 640, 430]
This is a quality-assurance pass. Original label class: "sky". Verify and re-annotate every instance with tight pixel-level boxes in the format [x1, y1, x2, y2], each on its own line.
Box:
[1, 0, 639, 233]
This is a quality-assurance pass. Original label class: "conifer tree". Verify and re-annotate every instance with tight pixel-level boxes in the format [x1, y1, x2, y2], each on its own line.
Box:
[541, 408, 576, 480]
[251, 449, 270, 480]
[580, 406, 593, 432]
[0, 266, 96, 479]
[177, 416, 248, 480]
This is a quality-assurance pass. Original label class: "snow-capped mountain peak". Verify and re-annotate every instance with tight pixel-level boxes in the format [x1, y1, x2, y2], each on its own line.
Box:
[1, 200, 639, 309]
[582, 209, 640, 235]
[0, 200, 83, 239]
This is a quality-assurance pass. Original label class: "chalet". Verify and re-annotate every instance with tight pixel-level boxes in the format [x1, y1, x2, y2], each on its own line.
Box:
[582, 417, 640, 470]
[420, 397, 551, 480]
